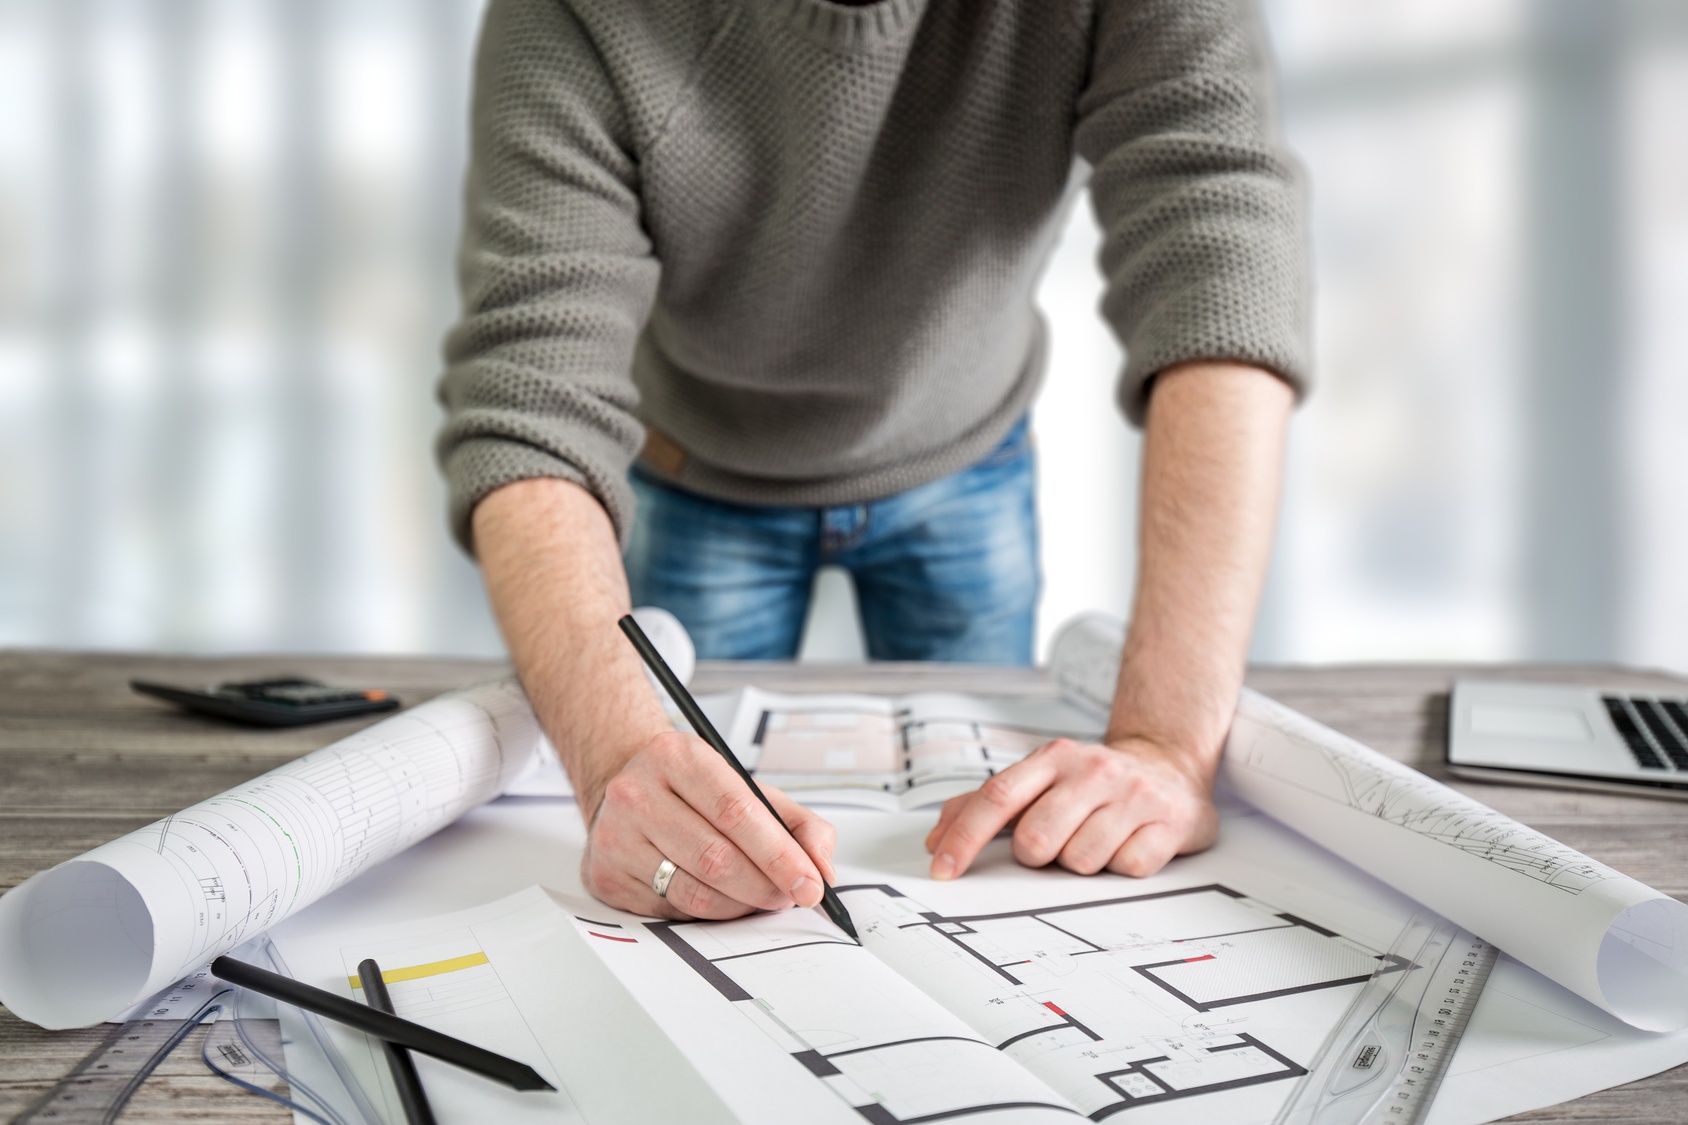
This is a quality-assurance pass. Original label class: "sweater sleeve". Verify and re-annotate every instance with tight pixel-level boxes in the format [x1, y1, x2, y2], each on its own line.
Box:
[1074, 0, 1310, 423]
[436, 0, 660, 553]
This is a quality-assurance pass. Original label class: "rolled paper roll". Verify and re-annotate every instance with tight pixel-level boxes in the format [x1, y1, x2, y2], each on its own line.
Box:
[1048, 611, 1688, 1031]
[0, 679, 545, 1029]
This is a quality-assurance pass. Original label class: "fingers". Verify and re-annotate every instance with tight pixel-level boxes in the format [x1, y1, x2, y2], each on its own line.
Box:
[667, 754, 827, 908]
[658, 867, 764, 920]
[925, 794, 968, 854]
[1055, 802, 1140, 875]
[927, 753, 1060, 880]
[768, 786, 838, 884]
[1107, 821, 1184, 879]
[586, 731, 830, 917]
[1011, 778, 1108, 868]
[578, 835, 756, 922]
[1067, 760, 1221, 877]
[924, 739, 1221, 884]
[640, 790, 793, 911]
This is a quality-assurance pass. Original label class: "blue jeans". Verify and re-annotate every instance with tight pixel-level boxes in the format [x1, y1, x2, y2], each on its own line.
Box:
[625, 419, 1040, 663]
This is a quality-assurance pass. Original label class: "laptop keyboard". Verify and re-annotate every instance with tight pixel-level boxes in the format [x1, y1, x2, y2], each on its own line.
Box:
[1602, 695, 1688, 770]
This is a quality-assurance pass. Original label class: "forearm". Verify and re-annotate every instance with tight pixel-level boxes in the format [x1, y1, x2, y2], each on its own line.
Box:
[472, 477, 671, 819]
[1108, 361, 1294, 774]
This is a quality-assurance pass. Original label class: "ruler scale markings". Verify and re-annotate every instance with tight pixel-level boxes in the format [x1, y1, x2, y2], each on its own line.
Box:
[1275, 912, 1499, 1125]
[14, 984, 228, 1124]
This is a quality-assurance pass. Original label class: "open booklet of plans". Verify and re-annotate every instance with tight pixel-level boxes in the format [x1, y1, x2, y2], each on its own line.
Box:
[503, 614, 1114, 809]
[504, 686, 1100, 809]
[567, 874, 1375, 1125]
[681, 612, 1128, 811]
[270, 857, 1417, 1125]
[720, 686, 1100, 811]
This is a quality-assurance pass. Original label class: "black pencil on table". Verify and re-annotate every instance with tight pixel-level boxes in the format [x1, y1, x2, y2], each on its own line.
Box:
[618, 613, 860, 941]
[358, 958, 438, 1125]
[210, 956, 553, 1092]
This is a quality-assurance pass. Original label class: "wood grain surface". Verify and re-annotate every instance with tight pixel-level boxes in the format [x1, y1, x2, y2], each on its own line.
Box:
[1, 650, 1684, 1122]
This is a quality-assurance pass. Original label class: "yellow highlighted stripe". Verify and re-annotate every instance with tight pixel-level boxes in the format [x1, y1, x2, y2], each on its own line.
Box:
[349, 951, 489, 991]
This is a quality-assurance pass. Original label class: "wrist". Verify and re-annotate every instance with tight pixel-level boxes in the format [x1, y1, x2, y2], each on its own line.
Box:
[1104, 667, 1235, 784]
[1101, 727, 1222, 787]
[572, 730, 659, 826]
[1105, 630, 1242, 770]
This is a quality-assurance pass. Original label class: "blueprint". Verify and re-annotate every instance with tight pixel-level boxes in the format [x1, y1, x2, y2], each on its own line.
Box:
[630, 880, 1389, 1123]
[257, 799, 1688, 1125]
[1224, 688, 1688, 1032]
[0, 678, 547, 1029]
[1228, 693, 1619, 894]
[722, 687, 1101, 811]
[1048, 611, 1688, 1033]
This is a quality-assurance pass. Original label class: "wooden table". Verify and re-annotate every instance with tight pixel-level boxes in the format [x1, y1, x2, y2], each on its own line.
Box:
[2, 651, 1685, 1122]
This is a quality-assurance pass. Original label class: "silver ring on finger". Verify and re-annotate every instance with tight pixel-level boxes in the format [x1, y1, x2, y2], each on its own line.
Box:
[651, 857, 679, 899]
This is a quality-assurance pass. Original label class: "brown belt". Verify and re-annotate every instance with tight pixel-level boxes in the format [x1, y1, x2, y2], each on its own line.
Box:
[639, 425, 688, 476]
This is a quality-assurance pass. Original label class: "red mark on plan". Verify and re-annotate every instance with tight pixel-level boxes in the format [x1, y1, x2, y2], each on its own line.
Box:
[1043, 1001, 1068, 1017]
[589, 932, 637, 943]
[1184, 953, 1215, 963]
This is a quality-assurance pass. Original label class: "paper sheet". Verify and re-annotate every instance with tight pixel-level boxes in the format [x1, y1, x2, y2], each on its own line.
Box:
[503, 686, 1100, 810]
[573, 874, 1391, 1123]
[0, 678, 546, 1028]
[270, 885, 741, 1125]
[1225, 689, 1688, 1031]
[721, 687, 1101, 810]
[1051, 612, 1688, 1032]
[267, 798, 1688, 1125]
[274, 811, 1420, 1125]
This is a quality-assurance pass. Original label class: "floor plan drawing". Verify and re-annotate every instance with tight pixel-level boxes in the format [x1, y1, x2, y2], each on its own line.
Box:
[726, 688, 1101, 810]
[644, 882, 1391, 1123]
[749, 707, 901, 777]
[750, 708, 1061, 789]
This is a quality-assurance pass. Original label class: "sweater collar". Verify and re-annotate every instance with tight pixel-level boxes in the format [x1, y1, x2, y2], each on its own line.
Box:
[755, 0, 926, 53]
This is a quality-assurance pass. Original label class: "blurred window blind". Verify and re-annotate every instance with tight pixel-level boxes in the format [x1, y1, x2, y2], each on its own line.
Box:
[1, 0, 1685, 670]
[0, 0, 501, 654]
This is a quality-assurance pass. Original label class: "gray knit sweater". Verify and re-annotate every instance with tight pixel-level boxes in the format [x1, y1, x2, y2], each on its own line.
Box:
[438, 0, 1308, 550]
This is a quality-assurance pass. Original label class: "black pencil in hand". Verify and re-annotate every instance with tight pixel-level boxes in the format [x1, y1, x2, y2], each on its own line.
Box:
[618, 613, 859, 941]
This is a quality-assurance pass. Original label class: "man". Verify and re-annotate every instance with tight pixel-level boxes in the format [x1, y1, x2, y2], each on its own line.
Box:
[438, 0, 1306, 921]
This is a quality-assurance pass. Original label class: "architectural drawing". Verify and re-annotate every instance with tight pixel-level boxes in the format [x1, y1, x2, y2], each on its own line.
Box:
[751, 708, 1060, 791]
[647, 883, 1389, 1122]
[1228, 699, 1620, 895]
[730, 688, 1101, 809]
[750, 707, 901, 778]
[122, 679, 541, 964]
[0, 679, 546, 1028]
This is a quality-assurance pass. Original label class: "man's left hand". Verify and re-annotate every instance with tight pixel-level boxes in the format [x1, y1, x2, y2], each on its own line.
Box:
[924, 737, 1219, 880]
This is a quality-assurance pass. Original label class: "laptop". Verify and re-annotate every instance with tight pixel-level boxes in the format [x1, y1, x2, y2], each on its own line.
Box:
[1447, 680, 1688, 799]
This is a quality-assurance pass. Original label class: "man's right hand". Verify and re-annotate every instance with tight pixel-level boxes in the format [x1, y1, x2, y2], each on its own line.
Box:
[473, 477, 838, 920]
[580, 729, 838, 920]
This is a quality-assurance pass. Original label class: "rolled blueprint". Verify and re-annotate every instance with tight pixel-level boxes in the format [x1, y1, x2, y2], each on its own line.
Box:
[1048, 613, 1688, 1032]
[0, 678, 544, 1029]
[0, 606, 695, 1029]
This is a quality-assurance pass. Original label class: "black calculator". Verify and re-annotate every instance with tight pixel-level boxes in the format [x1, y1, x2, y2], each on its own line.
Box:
[130, 677, 402, 727]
